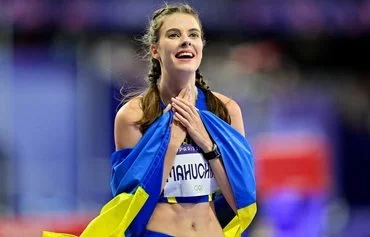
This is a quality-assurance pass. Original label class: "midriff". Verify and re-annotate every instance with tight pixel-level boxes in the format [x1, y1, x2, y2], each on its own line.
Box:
[146, 202, 224, 237]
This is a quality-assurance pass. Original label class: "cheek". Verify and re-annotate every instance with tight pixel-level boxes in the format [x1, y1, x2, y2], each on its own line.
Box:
[162, 45, 176, 61]
[197, 47, 203, 62]
[157, 41, 171, 58]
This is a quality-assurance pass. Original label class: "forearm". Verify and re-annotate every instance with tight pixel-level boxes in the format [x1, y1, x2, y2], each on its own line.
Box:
[161, 142, 180, 190]
[161, 125, 185, 190]
[195, 135, 237, 212]
[209, 158, 237, 213]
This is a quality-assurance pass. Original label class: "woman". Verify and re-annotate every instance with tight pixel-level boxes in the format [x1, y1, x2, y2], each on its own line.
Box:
[114, 3, 256, 237]
[43, 3, 256, 237]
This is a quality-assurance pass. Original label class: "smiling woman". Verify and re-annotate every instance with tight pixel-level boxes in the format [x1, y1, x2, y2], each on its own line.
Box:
[150, 13, 203, 75]
[43, 3, 256, 237]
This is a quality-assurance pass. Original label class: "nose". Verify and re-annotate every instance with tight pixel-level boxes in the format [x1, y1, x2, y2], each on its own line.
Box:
[181, 41, 191, 47]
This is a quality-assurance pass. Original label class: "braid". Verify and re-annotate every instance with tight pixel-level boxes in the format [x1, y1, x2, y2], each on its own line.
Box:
[148, 59, 161, 84]
[195, 69, 210, 91]
[138, 59, 162, 132]
[196, 69, 231, 124]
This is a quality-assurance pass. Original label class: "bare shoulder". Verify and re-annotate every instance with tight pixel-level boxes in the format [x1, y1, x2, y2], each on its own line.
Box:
[212, 91, 242, 116]
[212, 91, 245, 136]
[114, 96, 143, 150]
[115, 96, 143, 125]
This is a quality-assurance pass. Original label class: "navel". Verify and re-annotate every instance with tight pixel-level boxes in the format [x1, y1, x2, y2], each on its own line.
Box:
[191, 222, 197, 231]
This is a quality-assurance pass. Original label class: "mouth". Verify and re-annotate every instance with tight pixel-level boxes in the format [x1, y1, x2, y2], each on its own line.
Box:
[175, 51, 195, 59]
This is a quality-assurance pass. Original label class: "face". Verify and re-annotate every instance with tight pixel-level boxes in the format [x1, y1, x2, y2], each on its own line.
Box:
[151, 13, 203, 74]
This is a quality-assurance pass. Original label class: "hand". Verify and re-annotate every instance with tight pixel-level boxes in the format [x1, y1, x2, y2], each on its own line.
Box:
[163, 87, 189, 114]
[171, 89, 213, 153]
[163, 103, 172, 114]
[168, 87, 189, 143]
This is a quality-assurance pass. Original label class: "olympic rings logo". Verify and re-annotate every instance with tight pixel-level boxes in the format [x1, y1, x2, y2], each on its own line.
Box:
[194, 185, 203, 192]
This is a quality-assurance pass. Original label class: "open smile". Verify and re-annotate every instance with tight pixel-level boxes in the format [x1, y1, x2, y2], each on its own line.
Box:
[175, 50, 195, 59]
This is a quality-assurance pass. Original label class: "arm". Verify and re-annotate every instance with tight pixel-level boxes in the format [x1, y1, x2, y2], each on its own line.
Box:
[115, 92, 188, 191]
[114, 97, 143, 150]
[160, 88, 191, 190]
[161, 122, 186, 189]
[208, 94, 245, 213]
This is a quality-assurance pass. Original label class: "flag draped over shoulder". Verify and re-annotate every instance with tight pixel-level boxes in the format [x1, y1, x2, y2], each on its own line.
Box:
[200, 111, 257, 237]
[43, 97, 256, 237]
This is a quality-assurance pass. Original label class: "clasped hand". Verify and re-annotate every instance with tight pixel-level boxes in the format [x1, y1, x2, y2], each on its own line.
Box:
[169, 87, 213, 153]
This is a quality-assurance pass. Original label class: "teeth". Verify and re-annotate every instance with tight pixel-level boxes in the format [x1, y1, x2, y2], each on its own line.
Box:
[177, 52, 193, 57]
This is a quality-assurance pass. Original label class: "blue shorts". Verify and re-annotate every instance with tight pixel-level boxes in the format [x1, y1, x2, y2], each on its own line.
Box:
[142, 229, 174, 237]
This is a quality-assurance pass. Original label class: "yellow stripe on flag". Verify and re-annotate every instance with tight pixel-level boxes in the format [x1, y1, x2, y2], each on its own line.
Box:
[43, 186, 149, 237]
[223, 202, 257, 237]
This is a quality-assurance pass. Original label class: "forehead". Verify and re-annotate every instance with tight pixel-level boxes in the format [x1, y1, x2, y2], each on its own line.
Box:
[160, 13, 201, 33]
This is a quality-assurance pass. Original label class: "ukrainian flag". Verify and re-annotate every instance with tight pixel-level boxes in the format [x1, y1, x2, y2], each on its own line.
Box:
[200, 111, 257, 236]
[43, 110, 256, 237]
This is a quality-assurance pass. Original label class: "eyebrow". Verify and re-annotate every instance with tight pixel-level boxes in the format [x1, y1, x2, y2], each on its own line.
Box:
[165, 28, 201, 33]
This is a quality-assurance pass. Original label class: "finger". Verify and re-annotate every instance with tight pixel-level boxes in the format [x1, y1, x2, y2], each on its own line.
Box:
[172, 99, 195, 117]
[173, 97, 192, 106]
[182, 87, 190, 101]
[173, 97, 197, 114]
[172, 102, 191, 120]
[174, 112, 190, 128]
[177, 87, 189, 99]
[188, 87, 192, 102]
[163, 103, 172, 114]
[172, 120, 186, 132]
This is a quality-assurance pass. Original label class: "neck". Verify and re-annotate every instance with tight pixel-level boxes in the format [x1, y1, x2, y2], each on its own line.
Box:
[158, 70, 197, 105]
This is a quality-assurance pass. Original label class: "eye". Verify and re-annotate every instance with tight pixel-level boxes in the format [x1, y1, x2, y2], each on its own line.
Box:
[189, 33, 200, 38]
[168, 33, 180, 38]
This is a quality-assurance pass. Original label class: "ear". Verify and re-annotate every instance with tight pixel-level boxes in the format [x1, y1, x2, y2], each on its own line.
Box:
[150, 44, 161, 61]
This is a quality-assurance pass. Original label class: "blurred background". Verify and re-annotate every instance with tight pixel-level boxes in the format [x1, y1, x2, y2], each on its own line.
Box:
[0, 0, 369, 236]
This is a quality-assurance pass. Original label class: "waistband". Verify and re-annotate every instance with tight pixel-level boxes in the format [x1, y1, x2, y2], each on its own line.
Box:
[158, 193, 216, 204]
[142, 229, 174, 237]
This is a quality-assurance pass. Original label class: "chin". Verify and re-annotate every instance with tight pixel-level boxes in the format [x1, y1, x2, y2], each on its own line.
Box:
[179, 68, 197, 73]
[175, 64, 198, 73]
